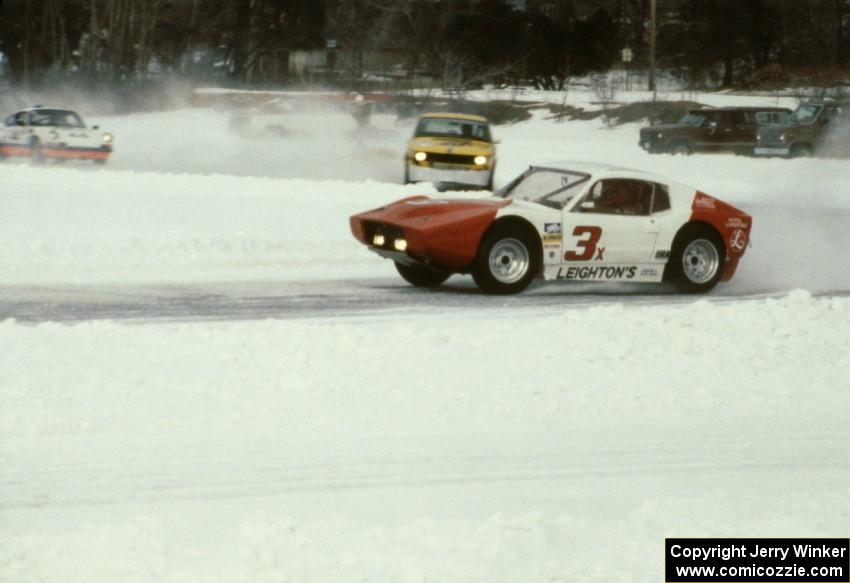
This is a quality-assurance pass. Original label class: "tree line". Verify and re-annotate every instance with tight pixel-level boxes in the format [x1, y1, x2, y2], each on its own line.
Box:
[0, 0, 847, 91]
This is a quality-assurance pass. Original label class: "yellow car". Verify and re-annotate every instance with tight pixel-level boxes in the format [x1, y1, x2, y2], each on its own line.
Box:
[404, 113, 496, 190]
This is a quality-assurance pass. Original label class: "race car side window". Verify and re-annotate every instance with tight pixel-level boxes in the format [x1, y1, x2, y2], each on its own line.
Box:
[577, 179, 652, 216]
[4, 114, 14, 127]
[651, 183, 671, 214]
[30, 110, 53, 126]
[65, 112, 84, 128]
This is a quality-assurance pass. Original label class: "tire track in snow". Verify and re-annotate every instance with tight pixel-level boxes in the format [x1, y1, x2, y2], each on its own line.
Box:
[1, 281, 847, 323]
[3, 427, 848, 510]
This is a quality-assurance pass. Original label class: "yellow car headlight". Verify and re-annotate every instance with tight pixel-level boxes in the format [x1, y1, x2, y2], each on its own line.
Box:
[414, 151, 427, 162]
[474, 155, 488, 166]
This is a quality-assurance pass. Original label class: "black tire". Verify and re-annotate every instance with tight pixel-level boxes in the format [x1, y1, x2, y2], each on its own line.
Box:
[670, 141, 693, 156]
[791, 144, 813, 158]
[472, 222, 540, 295]
[395, 262, 450, 288]
[665, 224, 726, 294]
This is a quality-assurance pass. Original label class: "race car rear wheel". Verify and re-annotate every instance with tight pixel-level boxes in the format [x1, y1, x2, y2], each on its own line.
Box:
[472, 223, 540, 295]
[395, 262, 450, 288]
[666, 224, 725, 294]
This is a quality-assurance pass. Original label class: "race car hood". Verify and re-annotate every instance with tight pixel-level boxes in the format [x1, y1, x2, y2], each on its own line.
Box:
[350, 196, 512, 270]
[351, 196, 510, 234]
[408, 137, 495, 156]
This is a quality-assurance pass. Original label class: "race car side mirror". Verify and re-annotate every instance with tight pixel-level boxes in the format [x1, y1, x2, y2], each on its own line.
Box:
[92, 125, 99, 130]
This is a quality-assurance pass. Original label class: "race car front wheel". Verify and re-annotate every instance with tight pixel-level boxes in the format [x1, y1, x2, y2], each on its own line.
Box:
[395, 262, 450, 288]
[472, 223, 540, 295]
[666, 224, 725, 293]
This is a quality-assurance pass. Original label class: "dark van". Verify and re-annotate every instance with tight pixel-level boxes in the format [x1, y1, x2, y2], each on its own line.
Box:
[639, 106, 790, 155]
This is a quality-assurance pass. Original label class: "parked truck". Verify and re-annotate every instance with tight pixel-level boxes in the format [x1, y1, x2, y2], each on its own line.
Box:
[640, 106, 790, 156]
[754, 101, 846, 158]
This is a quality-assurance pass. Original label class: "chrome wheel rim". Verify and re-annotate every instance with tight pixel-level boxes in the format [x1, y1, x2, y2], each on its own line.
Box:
[682, 239, 720, 284]
[488, 238, 530, 284]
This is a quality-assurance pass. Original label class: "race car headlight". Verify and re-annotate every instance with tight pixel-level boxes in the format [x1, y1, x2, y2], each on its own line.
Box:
[102, 132, 113, 144]
[372, 234, 385, 247]
[394, 239, 408, 252]
[414, 151, 427, 162]
[474, 155, 488, 166]
[656, 132, 663, 139]
[779, 133, 786, 143]
[48, 130, 59, 141]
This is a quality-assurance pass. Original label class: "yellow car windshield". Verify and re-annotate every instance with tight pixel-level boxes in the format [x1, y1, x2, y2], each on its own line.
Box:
[415, 118, 491, 142]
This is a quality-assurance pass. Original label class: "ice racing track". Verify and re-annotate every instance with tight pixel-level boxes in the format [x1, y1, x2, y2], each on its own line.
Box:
[2, 279, 847, 323]
[3, 275, 850, 583]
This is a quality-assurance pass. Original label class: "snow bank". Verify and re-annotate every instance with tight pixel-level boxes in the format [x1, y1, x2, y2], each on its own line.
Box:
[4, 494, 849, 583]
[2, 292, 849, 582]
[3, 291, 848, 442]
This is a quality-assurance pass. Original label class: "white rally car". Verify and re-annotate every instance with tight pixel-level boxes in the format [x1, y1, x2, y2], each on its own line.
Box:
[0, 106, 113, 163]
[351, 162, 753, 294]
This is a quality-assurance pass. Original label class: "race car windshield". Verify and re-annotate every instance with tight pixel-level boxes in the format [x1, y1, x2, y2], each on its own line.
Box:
[790, 105, 822, 124]
[679, 113, 706, 126]
[497, 168, 590, 209]
[415, 118, 492, 142]
[29, 109, 85, 128]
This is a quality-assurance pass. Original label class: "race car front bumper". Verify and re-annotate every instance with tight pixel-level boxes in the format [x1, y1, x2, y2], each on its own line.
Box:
[407, 164, 492, 188]
[753, 147, 791, 157]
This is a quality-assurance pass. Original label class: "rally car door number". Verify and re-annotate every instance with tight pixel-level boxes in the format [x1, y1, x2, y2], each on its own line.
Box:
[564, 226, 603, 261]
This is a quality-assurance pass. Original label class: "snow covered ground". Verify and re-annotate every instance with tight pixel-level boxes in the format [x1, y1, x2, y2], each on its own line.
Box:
[1, 101, 849, 582]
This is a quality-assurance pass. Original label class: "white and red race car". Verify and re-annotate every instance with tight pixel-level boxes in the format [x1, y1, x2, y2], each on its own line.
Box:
[0, 106, 113, 163]
[350, 162, 752, 294]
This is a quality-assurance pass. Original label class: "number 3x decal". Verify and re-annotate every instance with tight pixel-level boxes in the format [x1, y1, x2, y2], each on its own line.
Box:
[564, 226, 604, 261]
